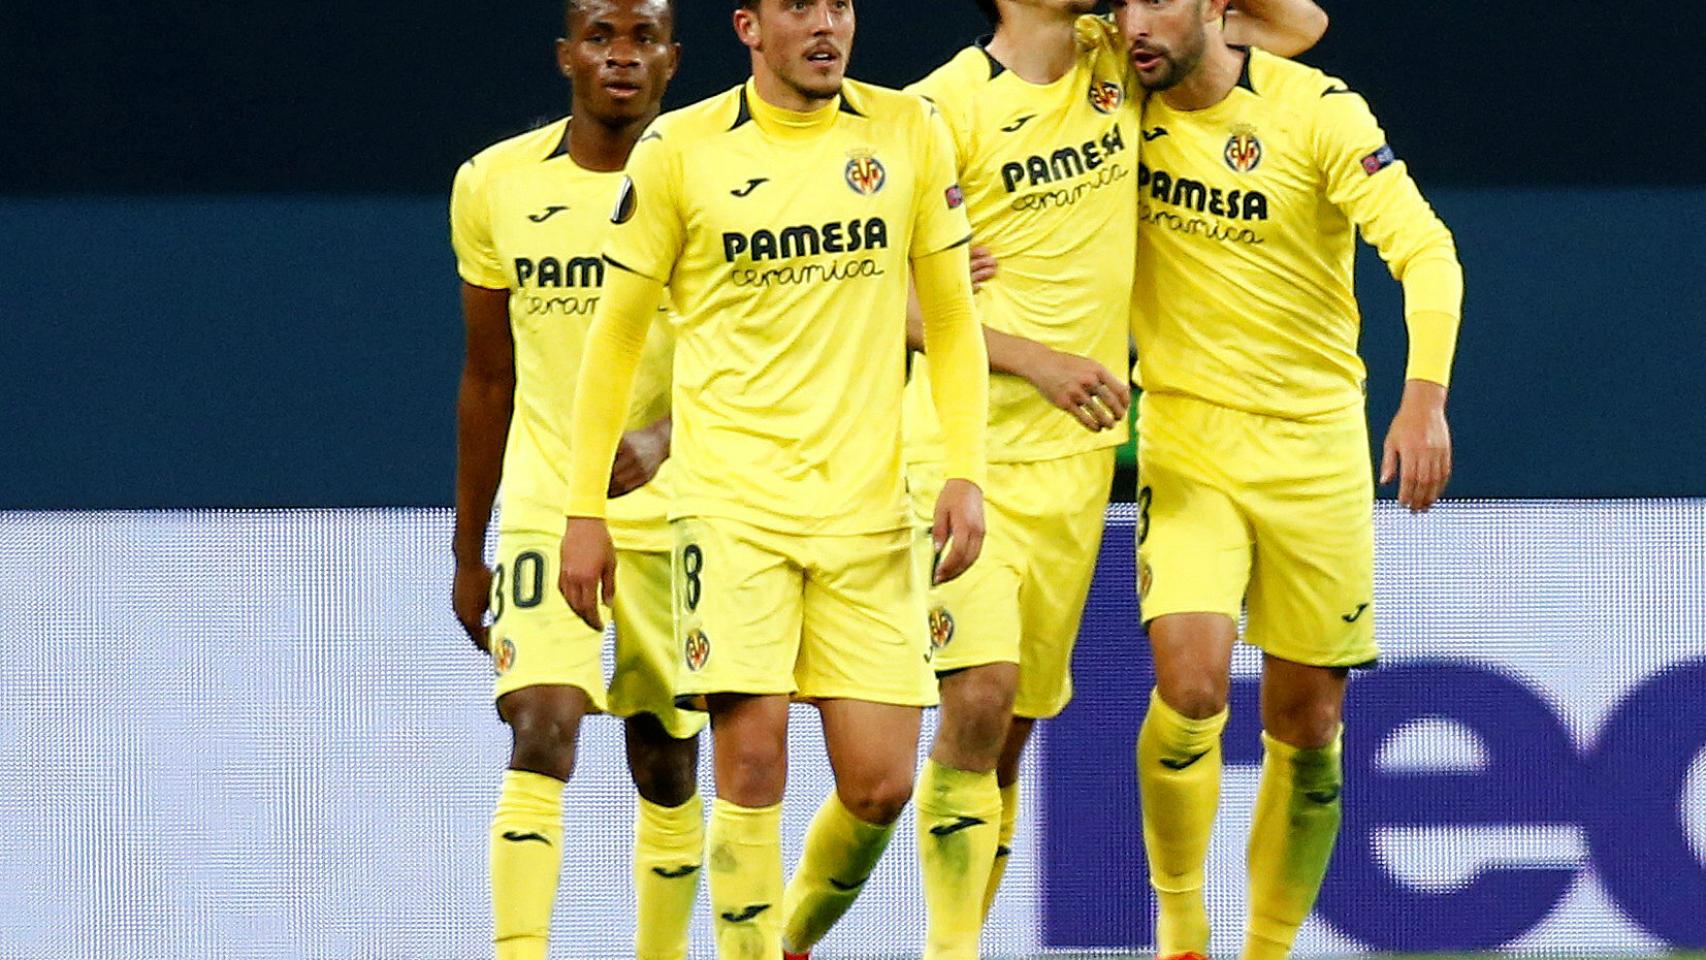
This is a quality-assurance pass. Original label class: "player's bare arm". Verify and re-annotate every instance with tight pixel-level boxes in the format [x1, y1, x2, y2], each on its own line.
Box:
[609, 415, 671, 497]
[906, 251, 1129, 433]
[1382, 379, 1452, 513]
[1223, 0, 1329, 57]
[451, 282, 516, 651]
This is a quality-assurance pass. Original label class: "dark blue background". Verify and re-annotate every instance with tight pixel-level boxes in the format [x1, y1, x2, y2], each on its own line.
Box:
[2, 2, 1700, 507]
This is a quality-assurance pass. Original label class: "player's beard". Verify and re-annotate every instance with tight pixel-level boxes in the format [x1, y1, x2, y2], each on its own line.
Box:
[1134, 24, 1207, 93]
[781, 58, 844, 103]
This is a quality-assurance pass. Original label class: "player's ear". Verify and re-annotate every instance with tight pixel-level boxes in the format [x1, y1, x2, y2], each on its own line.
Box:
[1204, 0, 1231, 24]
[665, 41, 682, 83]
[555, 37, 574, 79]
[733, 4, 761, 50]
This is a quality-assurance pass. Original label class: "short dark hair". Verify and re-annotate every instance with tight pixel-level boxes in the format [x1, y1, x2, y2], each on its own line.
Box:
[567, 0, 678, 33]
[974, 0, 999, 24]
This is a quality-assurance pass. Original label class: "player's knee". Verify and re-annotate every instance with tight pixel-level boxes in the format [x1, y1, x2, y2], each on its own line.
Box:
[507, 711, 580, 781]
[1265, 700, 1341, 751]
[941, 678, 1016, 758]
[717, 738, 787, 803]
[1156, 676, 1229, 720]
[838, 771, 915, 826]
[629, 737, 700, 807]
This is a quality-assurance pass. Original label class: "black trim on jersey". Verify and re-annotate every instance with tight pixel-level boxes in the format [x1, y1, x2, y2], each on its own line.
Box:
[545, 122, 571, 160]
[941, 234, 973, 251]
[837, 93, 865, 118]
[974, 36, 1006, 79]
[1232, 45, 1258, 94]
[731, 88, 753, 130]
[602, 254, 645, 275]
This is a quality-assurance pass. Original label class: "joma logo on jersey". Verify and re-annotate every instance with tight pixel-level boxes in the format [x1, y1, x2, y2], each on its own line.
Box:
[722, 218, 889, 263]
[1088, 80, 1124, 114]
[1000, 124, 1127, 193]
[513, 256, 603, 288]
[1224, 125, 1263, 173]
[1138, 163, 1269, 221]
[845, 150, 886, 196]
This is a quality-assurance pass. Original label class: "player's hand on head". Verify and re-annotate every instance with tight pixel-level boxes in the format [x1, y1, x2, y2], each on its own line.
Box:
[931, 477, 986, 584]
[558, 517, 617, 631]
[968, 244, 998, 292]
[609, 422, 669, 497]
[1025, 348, 1132, 432]
[452, 561, 494, 652]
[1381, 379, 1452, 513]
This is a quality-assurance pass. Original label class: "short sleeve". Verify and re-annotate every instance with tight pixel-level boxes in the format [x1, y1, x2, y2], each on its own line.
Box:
[909, 102, 974, 260]
[449, 159, 508, 289]
[602, 124, 687, 284]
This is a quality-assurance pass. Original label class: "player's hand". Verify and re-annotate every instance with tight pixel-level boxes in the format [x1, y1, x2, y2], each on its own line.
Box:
[931, 478, 986, 584]
[969, 244, 998, 292]
[609, 420, 670, 497]
[1023, 347, 1131, 432]
[452, 560, 493, 653]
[1381, 379, 1452, 513]
[558, 517, 616, 631]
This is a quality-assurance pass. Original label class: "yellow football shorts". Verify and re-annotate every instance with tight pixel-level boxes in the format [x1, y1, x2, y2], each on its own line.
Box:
[670, 516, 938, 709]
[1135, 392, 1377, 668]
[908, 447, 1116, 719]
[487, 529, 706, 739]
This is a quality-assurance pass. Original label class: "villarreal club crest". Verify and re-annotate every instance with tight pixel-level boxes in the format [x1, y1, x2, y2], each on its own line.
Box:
[683, 629, 710, 672]
[1225, 124, 1263, 173]
[1088, 80, 1125, 115]
[845, 149, 886, 196]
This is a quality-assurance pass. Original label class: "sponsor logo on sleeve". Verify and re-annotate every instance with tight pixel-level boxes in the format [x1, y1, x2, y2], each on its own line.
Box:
[1361, 144, 1397, 175]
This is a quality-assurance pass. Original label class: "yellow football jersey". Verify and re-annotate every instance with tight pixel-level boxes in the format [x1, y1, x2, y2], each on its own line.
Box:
[596, 79, 974, 535]
[904, 17, 1138, 464]
[1133, 48, 1461, 422]
[449, 118, 674, 541]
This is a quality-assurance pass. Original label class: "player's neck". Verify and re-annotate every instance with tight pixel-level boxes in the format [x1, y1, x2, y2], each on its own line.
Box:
[1159, 39, 1245, 113]
[750, 65, 837, 115]
[564, 110, 657, 173]
[985, 8, 1078, 85]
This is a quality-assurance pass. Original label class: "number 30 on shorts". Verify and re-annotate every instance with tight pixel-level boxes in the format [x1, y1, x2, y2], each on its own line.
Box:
[1137, 485, 1153, 545]
[680, 543, 704, 612]
[490, 550, 547, 622]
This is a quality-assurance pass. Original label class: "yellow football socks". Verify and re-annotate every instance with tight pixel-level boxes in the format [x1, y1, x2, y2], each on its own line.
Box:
[707, 798, 783, 960]
[916, 759, 1003, 959]
[981, 779, 1020, 919]
[1137, 689, 1229, 957]
[780, 792, 896, 954]
[1244, 730, 1343, 960]
[634, 793, 705, 960]
[491, 769, 565, 960]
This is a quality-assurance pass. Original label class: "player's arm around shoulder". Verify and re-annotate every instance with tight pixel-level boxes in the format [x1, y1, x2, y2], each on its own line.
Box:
[1224, 0, 1329, 57]
[1309, 77, 1465, 514]
[448, 157, 516, 651]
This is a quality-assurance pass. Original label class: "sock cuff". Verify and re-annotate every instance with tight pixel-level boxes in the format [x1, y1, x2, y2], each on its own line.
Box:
[918, 759, 1001, 817]
[1261, 729, 1343, 765]
[498, 769, 565, 817]
[638, 792, 704, 836]
[710, 797, 782, 836]
[820, 791, 897, 842]
[1147, 688, 1230, 746]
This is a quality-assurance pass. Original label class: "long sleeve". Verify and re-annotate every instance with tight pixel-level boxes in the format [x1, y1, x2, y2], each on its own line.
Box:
[563, 264, 665, 518]
[912, 244, 989, 487]
[1315, 84, 1464, 386]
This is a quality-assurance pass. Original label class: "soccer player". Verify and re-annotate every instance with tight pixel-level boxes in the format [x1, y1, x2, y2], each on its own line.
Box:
[889, 3, 1324, 957]
[448, 3, 706, 959]
[555, 2, 992, 959]
[1111, 1, 1463, 957]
